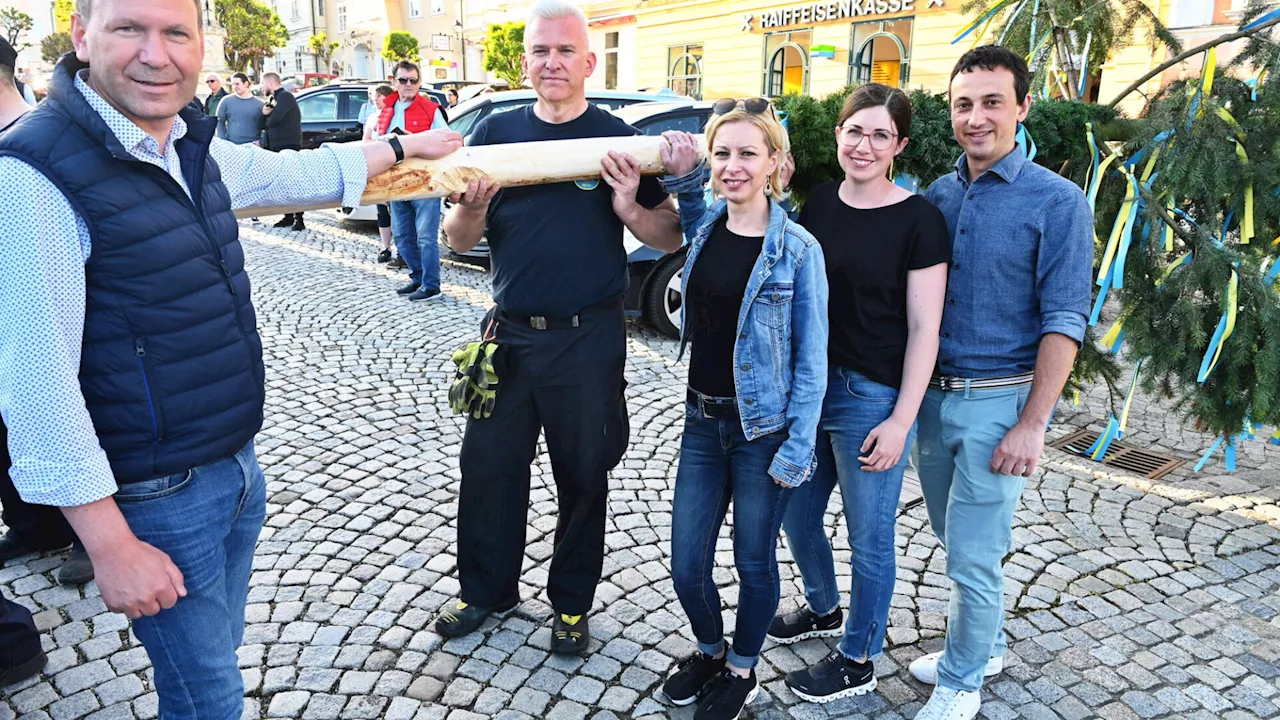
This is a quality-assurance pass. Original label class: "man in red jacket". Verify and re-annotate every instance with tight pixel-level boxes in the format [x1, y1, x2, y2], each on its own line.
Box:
[379, 60, 449, 302]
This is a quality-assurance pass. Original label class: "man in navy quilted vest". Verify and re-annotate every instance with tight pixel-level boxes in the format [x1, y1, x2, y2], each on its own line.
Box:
[0, 0, 462, 716]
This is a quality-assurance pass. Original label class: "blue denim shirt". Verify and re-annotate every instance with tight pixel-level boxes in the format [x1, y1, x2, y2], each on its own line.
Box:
[924, 150, 1094, 378]
[662, 164, 829, 487]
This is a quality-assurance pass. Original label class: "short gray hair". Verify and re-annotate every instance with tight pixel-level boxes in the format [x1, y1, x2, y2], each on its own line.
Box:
[525, 0, 588, 46]
[76, 0, 203, 25]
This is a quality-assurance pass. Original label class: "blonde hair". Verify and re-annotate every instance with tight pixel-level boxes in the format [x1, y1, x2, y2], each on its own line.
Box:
[705, 108, 790, 202]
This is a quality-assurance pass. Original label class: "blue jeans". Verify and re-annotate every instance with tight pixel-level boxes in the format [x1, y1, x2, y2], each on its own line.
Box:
[782, 367, 913, 661]
[391, 198, 442, 292]
[671, 399, 792, 669]
[114, 441, 266, 720]
[914, 384, 1031, 692]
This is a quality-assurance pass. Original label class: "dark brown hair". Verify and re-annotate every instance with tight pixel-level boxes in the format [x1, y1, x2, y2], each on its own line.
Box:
[375, 84, 394, 97]
[837, 83, 913, 139]
[950, 45, 1031, 103]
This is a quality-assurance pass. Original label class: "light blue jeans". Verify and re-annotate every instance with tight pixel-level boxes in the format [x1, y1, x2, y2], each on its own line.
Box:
[914, 384, 1031, 692]
[782, 367, 913, 661]
[114, 441, 266, 720]
[391, 198, 442, 292]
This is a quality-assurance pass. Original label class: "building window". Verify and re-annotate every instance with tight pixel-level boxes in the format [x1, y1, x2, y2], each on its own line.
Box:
[317, 0, 323, 16]
[409, 0, 421, 18]
[431, 0, 444, 15]
[848, 19, 912, 87]
[763, 30, 811, 98]
[295, 46, 303, 72]
[604, 31, 619, 90]
[667, 43, 702, 100]
[337, 4, 346, 32]
[292, 0, 299, 19]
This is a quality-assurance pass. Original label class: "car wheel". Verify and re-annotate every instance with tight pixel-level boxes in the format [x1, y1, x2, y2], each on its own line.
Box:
[644, 251, 685, 340]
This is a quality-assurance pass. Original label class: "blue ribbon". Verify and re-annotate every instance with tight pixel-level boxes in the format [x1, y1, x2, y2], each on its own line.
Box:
[1016, 123, 1037, 161]
[1266, 260, 1279, 286]
[1194, 435, 1226, 471]
[1197, 310, 1231, 382]
[1087, 415, 1121, 460]
[1244, 7, 1280, 31]
[1224, 436, 1237, 471]
[1109, 328, 1127, 355]
[1089, 263, 1114, 326]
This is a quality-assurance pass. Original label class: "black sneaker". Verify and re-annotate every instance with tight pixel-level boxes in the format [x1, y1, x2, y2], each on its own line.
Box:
[786, 650, 876, 703]
[407, 288, 443, 302]
[551, 613, 589, 655]
[396, 282, 420, 296]
[663, 653, 725, 706]
[767, 606, 843, 644]
[695, 669, 758, 720]
[377, 249, 392, 263]
[434, 596, 518, 638]
[0, 647, 46, 686]
[291, 218, 306, 232]
[272, 217, 293, 228]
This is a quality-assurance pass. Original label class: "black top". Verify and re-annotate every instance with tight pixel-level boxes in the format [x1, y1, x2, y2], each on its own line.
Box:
[262, 88, 301, 151]
[799, 182, 950, 389]
[687, 217, 763, 398]
[469, 104, 668, 318]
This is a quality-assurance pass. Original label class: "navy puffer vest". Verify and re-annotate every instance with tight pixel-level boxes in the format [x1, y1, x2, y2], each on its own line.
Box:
[0, 56, 264, 484]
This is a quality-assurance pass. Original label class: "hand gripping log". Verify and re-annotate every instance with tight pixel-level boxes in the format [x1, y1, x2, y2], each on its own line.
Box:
[234, 134, 709, 219]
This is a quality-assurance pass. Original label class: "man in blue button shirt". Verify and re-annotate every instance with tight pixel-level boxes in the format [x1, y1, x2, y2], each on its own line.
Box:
[909, 46, 1094, 720]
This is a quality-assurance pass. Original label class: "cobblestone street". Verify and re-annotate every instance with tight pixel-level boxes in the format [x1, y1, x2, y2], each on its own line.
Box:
[5, 213, 1280, 720]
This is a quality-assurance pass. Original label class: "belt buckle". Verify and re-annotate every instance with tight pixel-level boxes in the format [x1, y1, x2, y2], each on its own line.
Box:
[938, 376, 958, 392]
[530, 316, 548, 331]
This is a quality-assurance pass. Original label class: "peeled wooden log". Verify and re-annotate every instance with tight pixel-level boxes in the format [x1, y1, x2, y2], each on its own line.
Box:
[235, 134, 709, 219]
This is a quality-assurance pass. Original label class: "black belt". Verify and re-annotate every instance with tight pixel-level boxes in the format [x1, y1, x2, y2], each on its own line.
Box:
[687, 389, 738, 419]
[929, 372, 1035, 392]
[498, 298, 620, 331]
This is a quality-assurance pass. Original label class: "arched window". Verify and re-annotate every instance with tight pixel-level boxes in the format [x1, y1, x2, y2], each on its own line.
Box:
[848, 19, 913, 88]
[763, 30, 811, 98]
[668, 44, 703, 100]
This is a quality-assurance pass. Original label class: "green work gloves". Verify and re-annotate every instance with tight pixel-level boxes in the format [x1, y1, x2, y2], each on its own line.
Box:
[449, 339, 501, 419]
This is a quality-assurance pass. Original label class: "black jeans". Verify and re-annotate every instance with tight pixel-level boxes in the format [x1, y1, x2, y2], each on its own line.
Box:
[0, 595, 39, 665]
[0, 420, 76, 550]
[457, 300, 629, 616]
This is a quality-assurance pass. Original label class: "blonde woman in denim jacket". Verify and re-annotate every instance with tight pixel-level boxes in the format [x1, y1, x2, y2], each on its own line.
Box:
[655, 99, 829, 720]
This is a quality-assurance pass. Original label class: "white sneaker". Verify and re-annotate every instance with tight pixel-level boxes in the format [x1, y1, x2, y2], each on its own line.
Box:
[914, 687, 981, 720]
[908, 651, 1003, 685]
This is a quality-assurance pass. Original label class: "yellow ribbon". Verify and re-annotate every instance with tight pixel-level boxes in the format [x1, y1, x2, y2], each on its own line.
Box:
[1234, 140, 1254, 244]
[1200, 47, 1217, 116]
[1118, 361, 1143, 436]
[1204, 268, 1239, 378]
[1164, 199, 1176, 252]
[1157, 252, 1192, 287]
[1101, 319, 1124, 349]
[1096, 166, 1138, 287]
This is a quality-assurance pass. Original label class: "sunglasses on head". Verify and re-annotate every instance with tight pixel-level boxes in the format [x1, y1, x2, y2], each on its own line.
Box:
[711, 97, 774, 117]
[396, 77, 420, 85]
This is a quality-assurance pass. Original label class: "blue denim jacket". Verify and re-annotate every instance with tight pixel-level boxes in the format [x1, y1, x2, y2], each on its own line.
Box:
[924, 150, 1094, 377]
[661, 163, 829, 487]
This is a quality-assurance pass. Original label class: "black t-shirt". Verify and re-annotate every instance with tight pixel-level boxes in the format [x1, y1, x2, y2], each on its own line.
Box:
[799, 182, 950, 389]
[687, 217, 763, 398]
[469, 104, 668, 318]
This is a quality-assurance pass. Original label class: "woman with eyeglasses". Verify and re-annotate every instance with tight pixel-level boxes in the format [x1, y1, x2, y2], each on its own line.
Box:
[655, 98, 828, 720]
[766, 83, 949, 704]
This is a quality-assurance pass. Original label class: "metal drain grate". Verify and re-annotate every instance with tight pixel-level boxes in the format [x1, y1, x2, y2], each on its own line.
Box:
[1053, 430, 1186, 480]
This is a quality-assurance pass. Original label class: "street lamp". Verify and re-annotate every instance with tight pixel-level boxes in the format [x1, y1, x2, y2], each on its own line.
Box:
[454, 17, 465, 81]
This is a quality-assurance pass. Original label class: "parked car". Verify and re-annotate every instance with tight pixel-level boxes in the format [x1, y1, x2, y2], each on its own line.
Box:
[296, 81, 448, 150]
[437, 100, 715, 338]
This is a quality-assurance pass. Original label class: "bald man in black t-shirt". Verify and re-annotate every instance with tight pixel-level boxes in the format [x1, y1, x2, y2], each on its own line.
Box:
[435, 1, 682, 655]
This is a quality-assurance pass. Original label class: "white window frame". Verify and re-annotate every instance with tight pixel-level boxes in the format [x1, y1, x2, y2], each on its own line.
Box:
[431, 0, 444, 16]
[337, 4, 346, 32]
[409, 0, 422, 18]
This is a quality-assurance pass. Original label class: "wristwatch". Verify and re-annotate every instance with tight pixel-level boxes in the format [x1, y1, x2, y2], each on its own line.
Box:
[385, 135, 405, 165]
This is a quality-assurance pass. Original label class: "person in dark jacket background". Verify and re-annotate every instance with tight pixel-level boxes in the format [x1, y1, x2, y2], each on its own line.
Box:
[203, 73, 227, 115]
[261, 71, 305, 230]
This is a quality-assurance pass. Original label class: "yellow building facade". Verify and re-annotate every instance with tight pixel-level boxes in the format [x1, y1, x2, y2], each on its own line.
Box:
[616, 0, 1211, 116]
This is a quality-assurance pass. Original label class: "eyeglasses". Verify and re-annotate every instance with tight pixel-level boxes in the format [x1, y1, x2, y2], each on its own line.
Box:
[205, 79, 218, 84]
[396, 77, 420, 85]
[712, 97, 774, 117]
[836, 125, 899, 151]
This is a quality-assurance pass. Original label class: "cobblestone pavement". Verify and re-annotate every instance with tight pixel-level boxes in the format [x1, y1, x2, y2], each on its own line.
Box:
[5, 213, 1280, 720]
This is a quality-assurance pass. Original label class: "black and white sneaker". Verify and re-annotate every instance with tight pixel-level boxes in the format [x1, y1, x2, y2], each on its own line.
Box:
[695, 669, 759, 720]
[786, 650, 877, 703]
[767, 606, 843, 644]
[663, 652, 725, 706]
